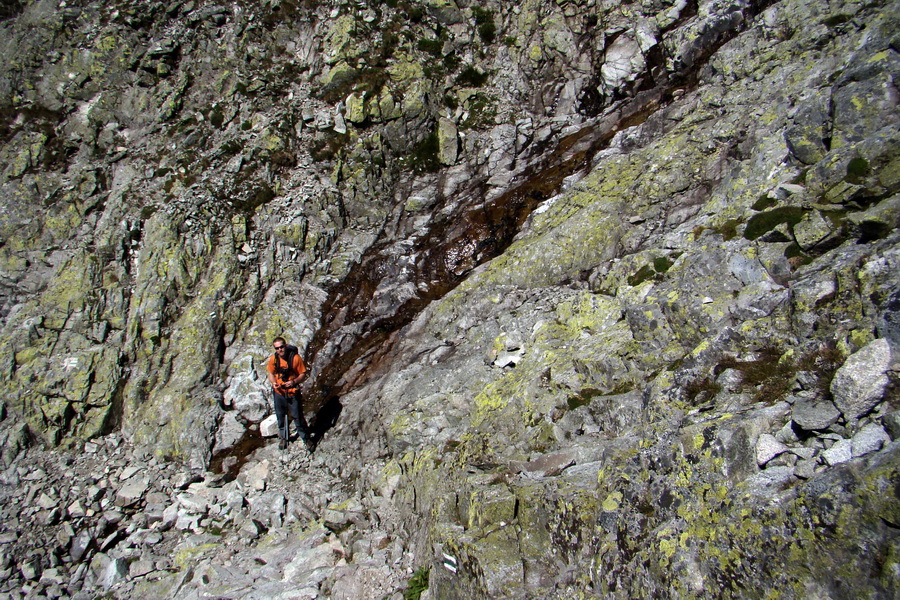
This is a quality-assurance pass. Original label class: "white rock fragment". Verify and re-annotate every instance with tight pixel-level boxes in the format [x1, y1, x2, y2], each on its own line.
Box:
[260, 414, 280, 438]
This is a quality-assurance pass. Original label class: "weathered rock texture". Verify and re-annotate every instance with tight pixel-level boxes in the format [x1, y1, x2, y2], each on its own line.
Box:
[0, 0, 898, 598]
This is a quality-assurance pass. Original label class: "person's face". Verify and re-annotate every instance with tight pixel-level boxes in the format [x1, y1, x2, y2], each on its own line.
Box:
[274, 343, 286, 355]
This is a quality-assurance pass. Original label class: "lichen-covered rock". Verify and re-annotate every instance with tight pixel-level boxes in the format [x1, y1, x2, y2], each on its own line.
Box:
[1, 0, 899, 599]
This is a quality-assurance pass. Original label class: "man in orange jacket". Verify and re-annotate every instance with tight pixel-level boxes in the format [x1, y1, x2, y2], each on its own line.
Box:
[266, 337, 310, 450]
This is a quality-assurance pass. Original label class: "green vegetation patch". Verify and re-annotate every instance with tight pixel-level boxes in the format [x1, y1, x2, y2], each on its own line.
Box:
[472, 7, 497, 44]
[684, 377, 723, 406]
[403, 567, 430, 600]
[713, 344, 841, 404]
[459, 93, 497, 130]
[400, 129, 441, 173]
[627, 264, 656, 287]
[695, 218, 742, 241]
[417, 38, 444, 56]
[455, 66, 489, 87]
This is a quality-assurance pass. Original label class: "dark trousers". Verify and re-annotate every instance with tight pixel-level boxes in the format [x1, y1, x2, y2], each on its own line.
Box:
[273, 390, 309, 441]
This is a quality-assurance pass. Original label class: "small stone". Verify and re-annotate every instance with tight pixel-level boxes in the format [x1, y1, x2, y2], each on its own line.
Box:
[851, 423, 891, 457]
[223, 491, 246, 514]
[70, 529, 93, 562]
[172, 471, 202, 490]
[176, 493, 209, 515]
[119, 466, 140, 481]
[756, 434, 789, 467]
[795, 459, 817, 479]
[115, 477, 149, 507]
[790, 446, 816, 461]
[20, 558, 41, 581]
[67, 500, 87, 519]
[775, 420, 800, 444]
[793, 210, 833, 249]
[86, 486, 105, 502]
[100, 557, 128, 588]
[260, 414, 280, 438]
[240, 460, 270, 491]
[883, 411, 900, 440]
[822, 439, 853, 466]
[128, 559, 155, 578]
[160, 504, 179, 530]
[240, 517, 265, 538]
[36, 493, 56, 510]
[39, 567, 66, 586]
[175, 512, 202, 531]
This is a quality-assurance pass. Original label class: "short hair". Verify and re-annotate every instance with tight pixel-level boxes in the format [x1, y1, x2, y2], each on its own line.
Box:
[273, 336, 286, 345]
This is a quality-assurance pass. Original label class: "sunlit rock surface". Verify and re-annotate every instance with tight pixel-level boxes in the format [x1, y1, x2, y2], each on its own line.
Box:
[0, 0, 898, 598]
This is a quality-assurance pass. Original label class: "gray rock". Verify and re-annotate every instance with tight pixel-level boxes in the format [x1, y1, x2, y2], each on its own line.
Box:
[20, 557, 41, 581]
[438, 117, 459, 166]
[172, 471, 203, 490]
[39, 566, 66, 586]
[239, 460, 270, 492]
[793, 210, 835, 250]
[756, 434, 789, 466]
[214, 412, 246, 455]
[70, 529, 93, 562]
[249, 492, 287, 528]
[792, 397, 841, 431]
[176, 493, 209, 515]
[68, 499, 87, 519]
[785, 99, 831, 164]
[884, 411, 900, 440]
[115, 477, 149, 508]
[851, 423, 891, 457]
[100, 557, 128, 588]
[510, 451, 577, 477]
[175, 512, 202, 531]
[822, 439, 853, 466]
[830, 339, 893, 420]
[128, 558, 155, 578]
[795, 459, 818, 479]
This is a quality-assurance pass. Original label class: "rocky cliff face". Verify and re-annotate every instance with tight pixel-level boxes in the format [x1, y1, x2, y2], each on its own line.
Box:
[0, 0, 898, 598]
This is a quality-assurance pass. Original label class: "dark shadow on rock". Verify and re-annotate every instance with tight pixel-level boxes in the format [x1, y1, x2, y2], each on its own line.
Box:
[307, 396, 343, 451]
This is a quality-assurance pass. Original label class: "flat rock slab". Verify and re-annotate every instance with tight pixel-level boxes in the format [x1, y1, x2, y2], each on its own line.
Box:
[115, 477, 149, 508]
[792, 397, 841, 431]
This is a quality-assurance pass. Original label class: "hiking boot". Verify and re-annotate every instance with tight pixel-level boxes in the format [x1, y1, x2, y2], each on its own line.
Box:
[303, 436, 314, 452]
[279, 438, 288, 450]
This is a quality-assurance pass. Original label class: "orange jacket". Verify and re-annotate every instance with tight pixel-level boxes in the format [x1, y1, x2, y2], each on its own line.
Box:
[267, 351, 306, 394]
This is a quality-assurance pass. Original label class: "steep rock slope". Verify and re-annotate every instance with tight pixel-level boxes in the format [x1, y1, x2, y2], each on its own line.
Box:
[321, 0, 900, 597]
[0, 0, 897, 598]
